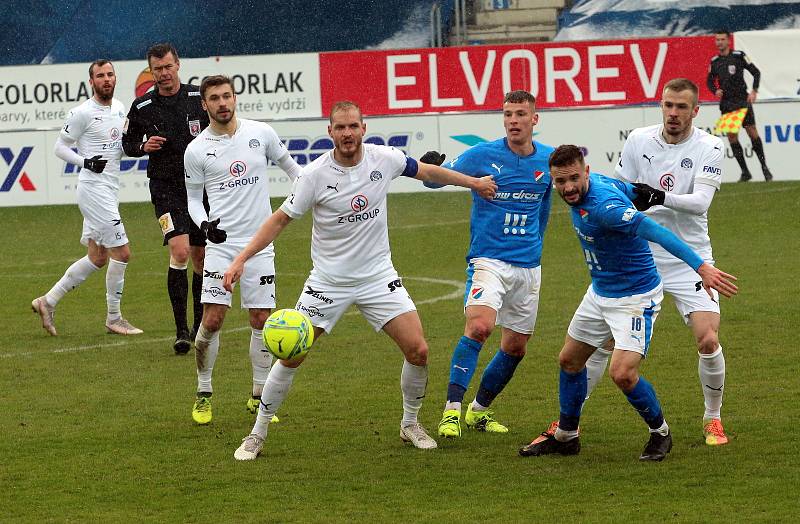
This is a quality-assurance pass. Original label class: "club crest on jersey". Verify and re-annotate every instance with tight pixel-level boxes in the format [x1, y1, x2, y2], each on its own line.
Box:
[659, 173, 675, 191]
[110, 128, 120, 140]
[728, 65, 736, 75]
[249, 139, 260, 149]
[351, 194, 369, 212]
[579, 209, 589, 221]
[681, 158, 693, 169]
[229, 160, 247, 177]
[534, 170, 545, 181]
[470, 286, 484, 299]
[189, 119, 201, 136]
[369, 170, 382, 182]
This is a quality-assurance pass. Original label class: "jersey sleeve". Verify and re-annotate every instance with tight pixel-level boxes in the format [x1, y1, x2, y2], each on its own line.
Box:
[280, 169, 316, 218]
[694, 139, 724, 189]
[445, 147, 479, 177]
[594, 197, 645, 235]
[183, 146, 205, 191]
[383, 146, 411, 180]
[614, 134, 639, 182]
[122, 102, 146, 157]
[59, 108, 87, 145]
[741, 52, 761, 91]
[262, 124, 290, 162]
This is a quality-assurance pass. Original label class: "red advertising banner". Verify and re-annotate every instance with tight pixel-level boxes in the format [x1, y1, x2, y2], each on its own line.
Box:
[320, 36, 717, 116]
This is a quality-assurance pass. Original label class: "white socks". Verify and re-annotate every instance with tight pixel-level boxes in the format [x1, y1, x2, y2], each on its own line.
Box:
[699, 345, 725, 420]
[105, 258, 127, 320]
[250, 328, 274, 397]
[252, 361, 298, 438]
[194, 325, 220, 393]
[46, 256, 99, 306]
[585, 347, 611, 400]
[401, 361, 428, 427]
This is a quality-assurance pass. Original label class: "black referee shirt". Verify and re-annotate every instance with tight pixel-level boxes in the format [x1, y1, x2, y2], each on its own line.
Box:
[706, 50, 761, 105]
[122, 83, 210, 181]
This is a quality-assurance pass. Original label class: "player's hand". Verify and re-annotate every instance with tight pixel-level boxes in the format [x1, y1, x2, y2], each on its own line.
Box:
[201, 218, 227, 244]
[715, 89, 723, 98]
[697, 263, 738, 299]
[632, 183, 665, 211]
[473, 175, 497, 200]
[143, 135, 167, 153]
[223, 258, 244, 292]
[747, 91, 757, 104]
[83, 155, 107, 173]
[419, 150, 446, 166]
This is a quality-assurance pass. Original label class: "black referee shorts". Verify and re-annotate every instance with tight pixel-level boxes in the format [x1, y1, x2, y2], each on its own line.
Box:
[720, 101, 756, 128]
[149, 178, 207, 247]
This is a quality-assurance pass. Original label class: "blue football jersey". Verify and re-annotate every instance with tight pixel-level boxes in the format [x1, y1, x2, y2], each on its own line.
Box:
[447, 138, 553, 268]
[570, 174, 661, 298]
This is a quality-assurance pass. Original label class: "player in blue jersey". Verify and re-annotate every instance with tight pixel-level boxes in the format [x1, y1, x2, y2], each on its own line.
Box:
[519, 145, 737, 461]
[421, 90, 554, 438]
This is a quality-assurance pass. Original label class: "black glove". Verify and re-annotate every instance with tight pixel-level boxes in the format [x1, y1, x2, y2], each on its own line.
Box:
[84, 155, 107, 173]
[201, 218, 227, 244]
[419, 150, 446, 166]
[631, 183, 665, 211]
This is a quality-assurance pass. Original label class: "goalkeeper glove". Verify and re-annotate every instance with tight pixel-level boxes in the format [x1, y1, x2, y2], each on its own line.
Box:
[201, 218, 227, 244]
[632, 183, 665, 211]
[84, 155, 108, 173]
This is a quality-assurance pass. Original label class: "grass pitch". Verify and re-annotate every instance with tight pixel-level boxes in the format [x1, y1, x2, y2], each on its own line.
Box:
[2, 181, 798, 522]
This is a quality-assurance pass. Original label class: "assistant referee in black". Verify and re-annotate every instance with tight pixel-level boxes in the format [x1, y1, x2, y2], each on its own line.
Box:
[707, 30, 773, 182]
[123, 43, 210, 354]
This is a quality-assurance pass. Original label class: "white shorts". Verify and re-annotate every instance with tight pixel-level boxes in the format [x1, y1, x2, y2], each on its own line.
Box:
[464, 258, 541, 335]
[657, 259, 720, 324]
[567, 284, 663, 356]
[77, 184, 127, 248]
[202, 242, 276, 309]
[294, 271, 417, 334]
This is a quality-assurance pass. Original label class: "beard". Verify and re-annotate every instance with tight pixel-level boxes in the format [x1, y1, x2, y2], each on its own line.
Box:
[94, 85, 115, 101]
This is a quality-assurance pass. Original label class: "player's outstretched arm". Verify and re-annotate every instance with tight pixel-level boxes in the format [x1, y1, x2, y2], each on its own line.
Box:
[416, 162, 496, 200]
[223, 209, 293, 291]
[419, 150, 447, 189]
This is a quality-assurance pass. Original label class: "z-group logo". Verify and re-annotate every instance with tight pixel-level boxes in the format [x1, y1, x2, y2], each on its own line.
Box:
[272, 133, 411, 167]
[1, 146, 36, 191]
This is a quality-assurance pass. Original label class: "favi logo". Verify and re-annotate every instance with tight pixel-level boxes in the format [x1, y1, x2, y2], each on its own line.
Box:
[1, 147, 36, 192]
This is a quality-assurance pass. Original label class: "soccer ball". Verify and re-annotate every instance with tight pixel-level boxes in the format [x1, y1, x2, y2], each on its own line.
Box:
[262, 309, 315, 360]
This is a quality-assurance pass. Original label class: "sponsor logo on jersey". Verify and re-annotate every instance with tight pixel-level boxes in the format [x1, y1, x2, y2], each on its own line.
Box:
[470, 286, 484, 299]
[621, 208, 637, 222]
[229, 160, 247, 177]
[681, 158, 693, 169]
[274, 133, 411, 166]
[534, 170, 545, 181]
[369, 170, 382, 182]
[338, 207, 380, 224]
[494, 190, 541, 202]
[249, 139, 260, 149]
[189, 119, 201, 137]
[304, 286, 333, 304]
[350, 194, 368, 212]
[579, 208, 589, 221]
[0, 146, 37, 192]
[659, 173, 675, 191]
[702, 165, 721, 175]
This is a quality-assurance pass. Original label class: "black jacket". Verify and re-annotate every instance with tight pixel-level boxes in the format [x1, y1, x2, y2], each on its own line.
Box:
[122, 83, 209, 181]
[706, 50, 761, 105]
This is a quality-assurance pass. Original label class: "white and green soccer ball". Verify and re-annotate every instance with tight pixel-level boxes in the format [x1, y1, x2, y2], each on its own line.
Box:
[262, 309, 314, 360]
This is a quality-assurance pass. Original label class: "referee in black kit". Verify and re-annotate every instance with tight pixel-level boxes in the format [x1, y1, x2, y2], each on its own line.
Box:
[123, 43, 210, 354]
[707, 30, 773, 182]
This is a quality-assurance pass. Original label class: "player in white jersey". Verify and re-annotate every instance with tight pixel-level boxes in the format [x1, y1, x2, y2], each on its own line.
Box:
[223, 101, 497, 460]
[31, 60, 142, 337]
[183, 76, 302, 425]
[583, 78, 731, 445]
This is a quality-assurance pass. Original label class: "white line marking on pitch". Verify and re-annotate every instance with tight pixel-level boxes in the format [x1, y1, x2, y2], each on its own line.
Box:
[4, 276, 463, 359]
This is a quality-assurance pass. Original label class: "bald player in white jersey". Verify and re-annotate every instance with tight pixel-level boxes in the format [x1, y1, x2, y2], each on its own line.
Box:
[183, 75, 302, 425]
[224, 100, 497, 460]
[584, 78, 731, 446]
[32, 59, 142, 337]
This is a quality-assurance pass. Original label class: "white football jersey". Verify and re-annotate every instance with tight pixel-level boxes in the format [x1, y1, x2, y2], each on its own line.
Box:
[615, 125, 723, 262]
[60, 98, 127, 189]
[281, 143, 411, 285]
[184, 118, 289, 243]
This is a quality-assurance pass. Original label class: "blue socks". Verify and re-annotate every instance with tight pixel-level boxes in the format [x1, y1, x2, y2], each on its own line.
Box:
[558, 368, 587, 431]
[446, 336, 483, 403]
[475, 350, 523, 406]
[624, 376, 664, 429]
